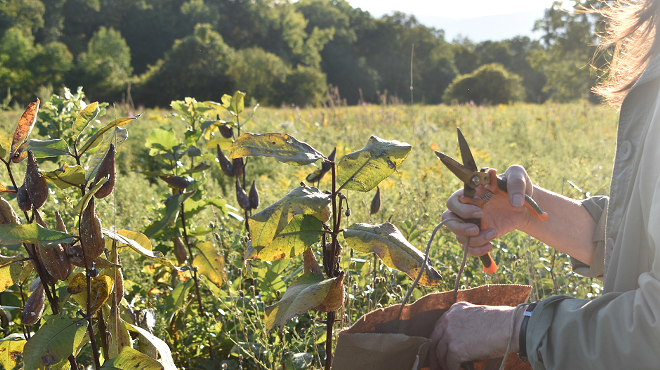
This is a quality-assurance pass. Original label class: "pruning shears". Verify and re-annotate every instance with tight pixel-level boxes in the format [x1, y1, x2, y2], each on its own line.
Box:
[435, 128, 548, 274]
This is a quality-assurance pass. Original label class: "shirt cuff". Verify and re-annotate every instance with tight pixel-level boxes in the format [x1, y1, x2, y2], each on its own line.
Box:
[570, 196, 608, 278]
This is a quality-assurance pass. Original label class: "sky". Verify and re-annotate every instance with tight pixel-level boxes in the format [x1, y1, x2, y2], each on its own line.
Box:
[344, 0, 568, 42]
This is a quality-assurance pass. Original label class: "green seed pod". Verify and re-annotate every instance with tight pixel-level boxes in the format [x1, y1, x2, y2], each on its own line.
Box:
[24, 151, 48, 209]
[22, 282, 45, 325]
[321, 147, 336, 173]
[235, 179, 251, 211]
[16, 183, 31, 212]
[219, 124, 233, 139]
[216, 145, 234, 177]
[93, 143, 116, 199]
[0, 197, 20, 224]
[249, 180, 259, 210]
[370, 186, 381, 215]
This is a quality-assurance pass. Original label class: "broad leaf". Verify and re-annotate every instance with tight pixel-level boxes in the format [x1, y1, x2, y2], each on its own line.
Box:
[10, 99, 39, 159]
[247, 215, 323, 261]
[336, 136, 411, 192]
[73, 101, 100, 139]
[143, 191, 196, 237]
[85, 127, 127, 181]
[343, 222, 442, 287]
[106, 305, 132, 360]
[102, 229, 183, 271]
[205, 136, 233, 151]
[126, 323, 177, 370]
[181, 162, 211, 175]
[67, 273, 113, 314]
[79, 116, 137, 155]
[23, 315, 88, 370]
[248, 187, 330, 253]
[146, 128, 178, 156]
[264, 273, 339, 331]
[0, 144, 6, 160]
[0, 224, 75, 248]
[164, 278, 193, 322]
[22, 139, 70, 158]
[229, 133, 323, 166]
[102, 347, 163, 369]
[192, 241, 225, 287]
[0, 333, 26, 370]
[43, 164, 86, 189]
[0, 255, 30, 292]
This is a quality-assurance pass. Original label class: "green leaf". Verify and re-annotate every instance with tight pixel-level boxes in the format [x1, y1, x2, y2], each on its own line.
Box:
[79, 116, 137, 155]
[85, 128, 127, 181]
[205, 136, 233, 151]
[73, 101, 100, 139]
[22, 139, 70, 158]
[164, 278, 193, 322]
[248, 215, 322, 261]
[336, 136, 412, 192]
[0, 333, 26, 370]
[192, 241, 225, 287]
[342, 222, 442, 287]
[102, 347, 164, 369]
[0, 255, 30, 292]
[0, 224, 75, 248]
[264, 273, 338, 331]
[125, 323, 177, 370]
[181, 162, 211, 176]
[143, 191, 196, 237]
[73, 176, 108, 215]
[248, 187, 330, 253]
[0, 144, 7, 160]
[23, 315, 88, 370]
[102, 229, 183, 271]
[220, 94, 232, 109]
[146, 128, 178, 156]
[228, 91, 245, 115]
[229, 133, 323, 166]
[43, 164, 86, 189]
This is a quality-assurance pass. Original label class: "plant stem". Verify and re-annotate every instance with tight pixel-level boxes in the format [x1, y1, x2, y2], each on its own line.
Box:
[179, 202, 204, 316]
[78, 215, 101, 369]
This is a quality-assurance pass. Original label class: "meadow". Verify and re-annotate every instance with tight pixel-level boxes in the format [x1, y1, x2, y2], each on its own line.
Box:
[0, 100, 618, 369]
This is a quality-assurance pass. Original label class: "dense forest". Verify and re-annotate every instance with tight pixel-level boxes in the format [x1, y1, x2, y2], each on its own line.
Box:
[1, 0, 605, 107]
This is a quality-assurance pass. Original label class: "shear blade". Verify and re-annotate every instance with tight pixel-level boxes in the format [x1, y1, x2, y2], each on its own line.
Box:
[434, 151, 478, 186]
[457, 128, 478, 172]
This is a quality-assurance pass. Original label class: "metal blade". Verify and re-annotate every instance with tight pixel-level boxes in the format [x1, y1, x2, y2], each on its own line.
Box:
[434, 151, 478, 187]
[457, 128, 478, 171]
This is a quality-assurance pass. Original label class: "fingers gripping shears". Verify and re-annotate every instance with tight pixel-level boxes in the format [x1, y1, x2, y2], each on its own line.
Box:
[435, 128, 548, 274]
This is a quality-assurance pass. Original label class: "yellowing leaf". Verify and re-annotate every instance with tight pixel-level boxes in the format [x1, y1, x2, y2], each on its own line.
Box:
[10, 99, 39, 159]
[101, 347, 163, 369]
[73, 101, 100, 139]
[248, 215, 323, 261]
[0, 333, 26, 370]
[67, 273, 114, 314]
[79, 116, 138, 155]
[43, 164, 86, 189]
[248, 187, 330, 257]
[229, 133, 323, 166]
[264, 273, 340, 331]
[205, 136, 233, 151]
[23, 315, 88, 370]
[343, 222, 442, 287]
[0, 255, 29, 292]
[336, 136, 411, 192]
[102, 229, 183, 271]
[126, 323, 177, 370]
[192, 241, 225, 287]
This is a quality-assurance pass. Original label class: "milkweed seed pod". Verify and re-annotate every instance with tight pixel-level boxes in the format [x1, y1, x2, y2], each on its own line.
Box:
[93, 143, 116, 199]
[216, 145, 234, 177]
[0, 197, 20, 224]
[219, 124, 233, 139]
[80, 198, 105, 261]
[24, 151, 48, 209]
[344, 206, 351, 217]
[173, 235, 187, 265]
[235, 179, 251, 211]
[370, 187, 381, 215]
[233, 157, 244, 177]
[249, 180, 259, 210]
[22, 282, 45, 325]
[16, 183, 31, 212]
[159, 175, 192, 190]
[321, 147, 337, 173]
[37, 243, 71, 281]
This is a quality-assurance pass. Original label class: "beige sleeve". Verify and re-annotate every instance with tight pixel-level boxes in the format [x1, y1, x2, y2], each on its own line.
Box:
[525, 191, 660, 368]
[569, 196, 608, 278]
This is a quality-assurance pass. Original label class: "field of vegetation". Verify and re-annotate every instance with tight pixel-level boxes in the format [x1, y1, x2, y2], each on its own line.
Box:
[0, 96, 618, 369]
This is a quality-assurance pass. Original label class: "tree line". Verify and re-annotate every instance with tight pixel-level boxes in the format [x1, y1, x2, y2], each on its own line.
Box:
[0, 0, 605, 107]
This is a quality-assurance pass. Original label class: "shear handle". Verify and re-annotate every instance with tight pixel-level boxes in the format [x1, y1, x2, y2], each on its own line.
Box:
[486, 169, 549, 222]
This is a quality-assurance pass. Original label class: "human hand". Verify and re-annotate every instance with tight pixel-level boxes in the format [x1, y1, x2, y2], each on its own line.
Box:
[442, 165, 534, 256]
[429, 302, 523, 370]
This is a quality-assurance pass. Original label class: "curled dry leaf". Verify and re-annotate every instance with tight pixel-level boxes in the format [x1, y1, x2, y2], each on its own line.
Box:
[235, 179, 251, 211]
[0, 197, 20, 224]
[16, 184, 31, 212]
[93, 143, 116, 199]
[315, 271, 345, 312]
[216, 145, 234, 177]
[22, 282, 45, 325]
[249, 180, 259, 210]
[10, 99, 39, 160]
[24, 152, 48, 209]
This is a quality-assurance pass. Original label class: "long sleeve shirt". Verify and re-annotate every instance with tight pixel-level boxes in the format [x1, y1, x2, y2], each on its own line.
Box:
[527, 55, 660, 369]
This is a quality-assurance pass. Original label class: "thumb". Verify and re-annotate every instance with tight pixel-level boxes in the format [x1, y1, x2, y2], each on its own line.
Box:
[503, 165, 529, 207]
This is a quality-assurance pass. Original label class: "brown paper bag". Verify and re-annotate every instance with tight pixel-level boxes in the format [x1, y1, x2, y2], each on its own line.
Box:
[332, 284, 532, 370]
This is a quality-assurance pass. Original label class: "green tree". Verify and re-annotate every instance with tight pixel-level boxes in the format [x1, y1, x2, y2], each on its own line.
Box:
[227, 47, 290, 106]
[443, 63, 525, 105]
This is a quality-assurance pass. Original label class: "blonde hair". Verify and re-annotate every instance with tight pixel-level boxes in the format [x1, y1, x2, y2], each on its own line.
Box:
[594, 0, 660, 107]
